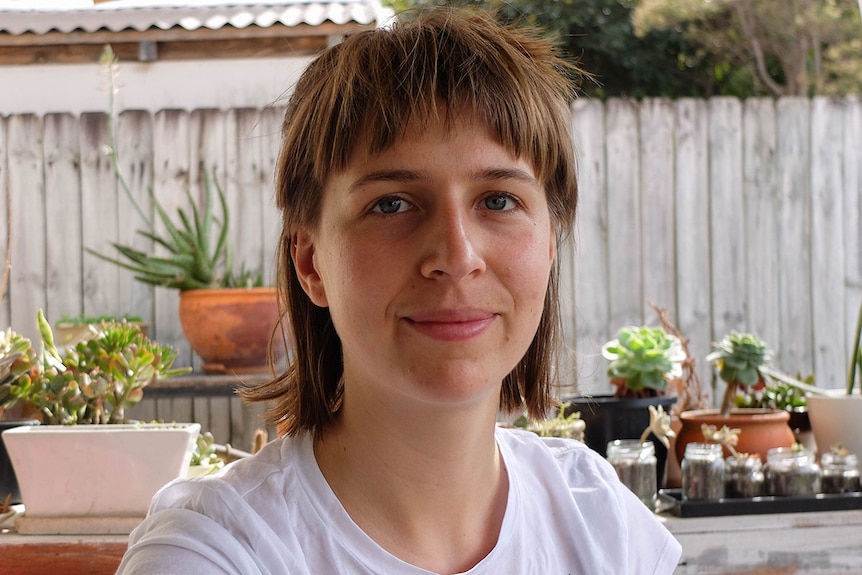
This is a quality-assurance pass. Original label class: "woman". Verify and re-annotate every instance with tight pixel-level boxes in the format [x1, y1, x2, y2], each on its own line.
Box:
[118, 9, 681, 574]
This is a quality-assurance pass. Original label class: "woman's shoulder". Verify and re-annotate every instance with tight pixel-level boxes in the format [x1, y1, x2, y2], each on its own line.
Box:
[151, 433, 310, 512]
[496, 426, 622, 490]
[496, 426, 606, 465]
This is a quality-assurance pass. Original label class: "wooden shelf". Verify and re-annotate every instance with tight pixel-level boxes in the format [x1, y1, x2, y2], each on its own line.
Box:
[144, 372, 271, 398]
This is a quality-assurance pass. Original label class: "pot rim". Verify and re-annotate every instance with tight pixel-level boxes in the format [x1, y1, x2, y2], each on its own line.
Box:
[2, 422, 200, 435]
[679, 407, 790, 422]
[180, 286, 276, 297]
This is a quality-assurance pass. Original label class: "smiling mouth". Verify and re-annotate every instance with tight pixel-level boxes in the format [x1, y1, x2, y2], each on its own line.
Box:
[403, 312, 496, 342]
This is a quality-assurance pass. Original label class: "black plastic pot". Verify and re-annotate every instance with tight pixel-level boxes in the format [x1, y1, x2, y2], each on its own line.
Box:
[562, 395, 677, 486]
[0, 419, 40, 505]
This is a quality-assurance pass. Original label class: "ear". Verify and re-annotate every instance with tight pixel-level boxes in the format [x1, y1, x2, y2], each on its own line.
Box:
[292, 229, 329, 307]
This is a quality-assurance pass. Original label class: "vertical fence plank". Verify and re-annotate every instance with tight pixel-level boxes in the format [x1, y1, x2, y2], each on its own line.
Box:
[207, 396, 232, 445]
[152, 110, 191, 364]
[639, 99, 677, 319]
[558, 234, 577, 397]
[260, 106, 284, 287]
[192, 396, 213, 436]
[742, 99, 781, 357]
[811, 97, 846, 388]
[80, 112, 121, 319]
[226, 109, 266, 280]
[8, 114, 45, 342]
[708, 97, 745, 402]
[776, 98, 814, 380]
[43, 113, 83, 324]
[605, 100, 642, 331]
[844, 97, 862, 386]
[571, 99, 609, 395]
[674, 99, 713, 400]
[258, 106, 292, 366]
[189, 109, 228, 372]
[115, 110, 156, 324]
[0, 116, 10, 326]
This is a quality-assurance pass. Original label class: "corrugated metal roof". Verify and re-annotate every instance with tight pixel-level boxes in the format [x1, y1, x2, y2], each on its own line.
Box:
[0, 0, 389, 36]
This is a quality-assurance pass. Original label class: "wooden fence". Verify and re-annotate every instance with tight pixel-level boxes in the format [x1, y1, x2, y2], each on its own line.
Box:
[1, 97, 860, 444]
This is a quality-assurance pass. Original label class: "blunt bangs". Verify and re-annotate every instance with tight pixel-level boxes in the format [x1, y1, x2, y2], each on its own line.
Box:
[277, 9, 578, 235]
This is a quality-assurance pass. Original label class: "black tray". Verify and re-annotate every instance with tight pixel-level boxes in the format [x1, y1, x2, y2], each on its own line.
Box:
[659, 488, 862, 517]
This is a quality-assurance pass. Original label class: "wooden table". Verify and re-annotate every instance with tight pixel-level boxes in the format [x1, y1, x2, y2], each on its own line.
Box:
[0, 532, 128, 575]
[4, 508, 861, 574]
[662, 508, 862, 574]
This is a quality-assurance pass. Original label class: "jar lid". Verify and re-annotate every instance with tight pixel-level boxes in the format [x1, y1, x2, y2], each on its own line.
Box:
[606, 439, 655, 458]
[684, 442, 723, 457]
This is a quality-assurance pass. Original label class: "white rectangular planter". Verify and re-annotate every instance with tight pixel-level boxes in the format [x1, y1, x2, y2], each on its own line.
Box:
[1, 423, 200, 534]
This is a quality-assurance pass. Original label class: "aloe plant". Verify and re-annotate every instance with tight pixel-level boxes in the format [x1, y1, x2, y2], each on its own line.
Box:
[707, 331, 770, 416]
[88, 173, 234, 290]
[601, 326, 685, 397]
[1, 310, 189, 424]
[87, 45, 261, 291]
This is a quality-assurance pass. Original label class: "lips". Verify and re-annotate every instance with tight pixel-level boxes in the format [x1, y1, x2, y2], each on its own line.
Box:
[403, 309, 497, 342]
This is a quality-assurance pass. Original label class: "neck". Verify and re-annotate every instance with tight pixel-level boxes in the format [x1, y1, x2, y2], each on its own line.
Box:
[313, 387, 508, 574]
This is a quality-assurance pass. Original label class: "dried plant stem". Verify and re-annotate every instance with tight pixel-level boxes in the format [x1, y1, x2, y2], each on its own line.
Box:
[649, 302, 707, 414]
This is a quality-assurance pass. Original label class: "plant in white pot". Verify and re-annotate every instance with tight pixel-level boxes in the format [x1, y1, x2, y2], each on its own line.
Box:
[0, 311, 199, 535]
[806, 296, 862, 458]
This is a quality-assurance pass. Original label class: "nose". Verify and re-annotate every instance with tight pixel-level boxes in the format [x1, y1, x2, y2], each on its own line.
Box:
[419, 204, 486, 280]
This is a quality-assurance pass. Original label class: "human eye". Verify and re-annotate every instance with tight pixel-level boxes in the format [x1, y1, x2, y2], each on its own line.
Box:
[481, 192, 520, 212]
[370, 196, 413, 215]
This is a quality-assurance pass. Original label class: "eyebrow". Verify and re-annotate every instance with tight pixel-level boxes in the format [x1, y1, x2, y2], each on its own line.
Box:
[347, 167, 539, 193]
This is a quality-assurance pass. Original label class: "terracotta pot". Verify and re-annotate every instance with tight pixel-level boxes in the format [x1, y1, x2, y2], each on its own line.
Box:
[179, 287, 286, 374]
[675, 408, 794, 463]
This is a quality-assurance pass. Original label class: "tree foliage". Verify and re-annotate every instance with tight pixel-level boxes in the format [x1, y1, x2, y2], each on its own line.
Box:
[388, 0, 862, 98]
[633, 0, 862, 96]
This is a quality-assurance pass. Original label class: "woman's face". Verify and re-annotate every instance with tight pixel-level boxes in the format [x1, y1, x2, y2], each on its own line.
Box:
[294, 112, 555, 412]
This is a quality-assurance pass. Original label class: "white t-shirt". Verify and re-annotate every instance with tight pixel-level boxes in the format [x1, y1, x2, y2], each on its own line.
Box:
[118, 427, 681, 574]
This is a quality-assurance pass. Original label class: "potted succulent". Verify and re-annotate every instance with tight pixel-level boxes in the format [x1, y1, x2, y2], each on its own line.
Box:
[675, 332, 795, 465]
[86, 45, 284, 375]
[806, 295, 862, 458]
[514, 401, 586, 442]
[87, 172, 285, 374]
[563, 325, 684, 484]
[0, 311, 200, 534]
[602, 325, 686, 399]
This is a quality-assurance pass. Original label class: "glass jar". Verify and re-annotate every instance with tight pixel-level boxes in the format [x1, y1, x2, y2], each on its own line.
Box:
[820, 451, 860, 494]
[681, 442, 725, 500]
[764, 446, 821, 497]
[724, 454, 764, 498]
[606, 439, 657, 509]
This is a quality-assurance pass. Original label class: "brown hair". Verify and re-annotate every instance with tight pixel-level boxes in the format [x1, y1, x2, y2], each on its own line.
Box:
[240, 8, 580, 437]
